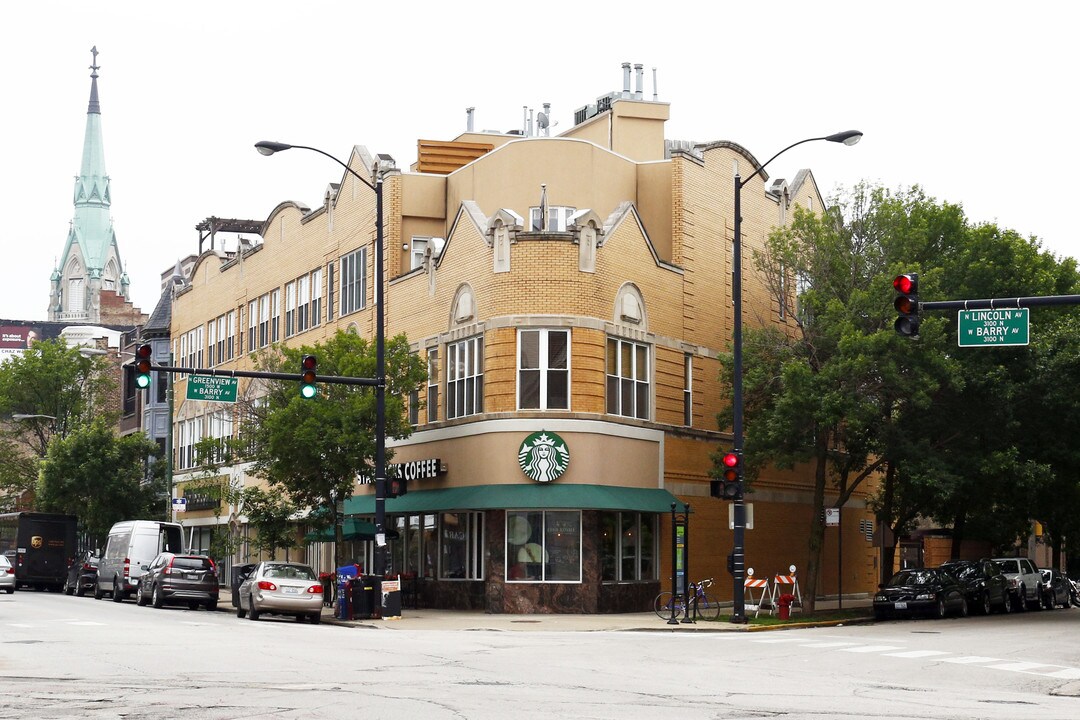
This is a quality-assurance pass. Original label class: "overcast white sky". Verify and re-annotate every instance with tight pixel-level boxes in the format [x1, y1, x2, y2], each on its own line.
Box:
[2, 1, 1076, 321]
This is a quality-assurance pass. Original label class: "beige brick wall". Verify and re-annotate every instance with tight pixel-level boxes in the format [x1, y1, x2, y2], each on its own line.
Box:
[169, 112, 881, 596]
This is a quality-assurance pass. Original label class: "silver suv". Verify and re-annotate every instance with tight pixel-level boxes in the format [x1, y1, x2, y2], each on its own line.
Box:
[991, 557, 1043, 611]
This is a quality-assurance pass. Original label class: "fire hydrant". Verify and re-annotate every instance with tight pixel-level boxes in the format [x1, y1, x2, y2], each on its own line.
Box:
[777, 593, 796, 620]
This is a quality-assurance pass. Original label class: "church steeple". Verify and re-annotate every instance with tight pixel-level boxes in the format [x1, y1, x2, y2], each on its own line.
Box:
[50, 47, 128, 323]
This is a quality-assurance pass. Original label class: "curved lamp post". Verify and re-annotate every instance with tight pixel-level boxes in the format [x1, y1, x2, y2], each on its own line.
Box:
[255, 140, 389, 577]
[729, 130, 862, 623]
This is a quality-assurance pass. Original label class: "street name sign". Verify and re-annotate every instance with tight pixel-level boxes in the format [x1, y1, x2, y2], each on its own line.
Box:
[958, 308, 1029, 347]
[185, 375, 239, 402]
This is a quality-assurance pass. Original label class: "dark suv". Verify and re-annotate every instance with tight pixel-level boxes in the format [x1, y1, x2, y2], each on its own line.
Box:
[63, 551, 99, 597]
[939, 559, 1012, 614]
[135, 552, 219, 611]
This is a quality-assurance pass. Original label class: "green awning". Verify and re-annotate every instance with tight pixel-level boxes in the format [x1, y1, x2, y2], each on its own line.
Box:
[304, 517, 378, 542]
[342, 484, 685, 516]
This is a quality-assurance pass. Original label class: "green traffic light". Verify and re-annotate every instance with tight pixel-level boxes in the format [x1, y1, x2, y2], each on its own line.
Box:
[135, 374, 152, 389]
[300, 382, 317, 399]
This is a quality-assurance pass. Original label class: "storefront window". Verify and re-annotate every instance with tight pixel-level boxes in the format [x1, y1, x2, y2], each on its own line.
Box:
[507, 510, 581, 582]
[600, 513, 618, 581]
[600, 512, 657, 581]
[439, 511, 483, 580]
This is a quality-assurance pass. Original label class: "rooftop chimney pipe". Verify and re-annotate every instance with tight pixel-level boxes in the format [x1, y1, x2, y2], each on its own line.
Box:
[634, 63, 644, 99]
[466, 107, 475, 132]
[622, 62, 632, 97]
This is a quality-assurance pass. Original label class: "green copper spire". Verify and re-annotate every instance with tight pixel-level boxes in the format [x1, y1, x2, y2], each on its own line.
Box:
[50, 47, 128, 322]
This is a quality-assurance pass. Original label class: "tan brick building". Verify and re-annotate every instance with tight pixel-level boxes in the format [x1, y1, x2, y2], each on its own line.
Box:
[170, 70, 879, 613]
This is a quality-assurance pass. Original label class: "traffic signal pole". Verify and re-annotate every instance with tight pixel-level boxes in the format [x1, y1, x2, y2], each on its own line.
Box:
[134, 362, 381, 387]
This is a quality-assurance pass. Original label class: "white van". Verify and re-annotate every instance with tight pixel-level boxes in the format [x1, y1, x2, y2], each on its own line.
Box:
[95, 520, 186, 602]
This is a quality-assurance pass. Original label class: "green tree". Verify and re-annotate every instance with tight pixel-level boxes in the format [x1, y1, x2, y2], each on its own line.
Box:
[241, 485, 301, 559]
[36, 418, 166, 550]
[718, 184, 964, 608]
[0, 338, 114, 508]
[239, 330, 426, 569]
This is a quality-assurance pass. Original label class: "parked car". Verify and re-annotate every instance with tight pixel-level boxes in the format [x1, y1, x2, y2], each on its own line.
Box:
[1039, 568, 1072, 609]
[96, 520, 186, 602]
[991, 556, 1044, 611]
[236, 561, 323, 624]
[63, 551, 98, 597]
[135, 553, 219, 611]
[873, 568, 968, 620]
[0, 554, 15, 594]
[939, 559, 1012, 614]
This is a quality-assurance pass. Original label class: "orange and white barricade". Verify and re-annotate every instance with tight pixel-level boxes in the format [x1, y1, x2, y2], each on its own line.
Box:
[743, 568, 771, 618]
[768, 569, 802, 616]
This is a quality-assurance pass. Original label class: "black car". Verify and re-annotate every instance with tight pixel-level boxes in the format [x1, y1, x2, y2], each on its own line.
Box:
[939, 559, 1012, 615]
[873, 568, 968, 620]
[1039, 568, 1073, 609]
[63, 551, 98, 597]
[135, 552, 219, 610]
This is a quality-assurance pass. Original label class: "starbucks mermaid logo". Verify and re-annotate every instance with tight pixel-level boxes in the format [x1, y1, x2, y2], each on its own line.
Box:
[518, 431, 570, 483]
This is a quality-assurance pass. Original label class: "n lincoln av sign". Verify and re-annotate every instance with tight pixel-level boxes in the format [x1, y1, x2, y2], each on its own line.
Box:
[958, 308, 1029, 347]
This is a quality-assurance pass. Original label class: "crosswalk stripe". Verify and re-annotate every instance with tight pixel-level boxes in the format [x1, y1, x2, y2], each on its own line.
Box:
[799, 641, 860, 648]
[884, 650, 950, 658]
[840, 645, 904, 653]
[1044, 668, 1080, 679]
[942, 656, 1002, 664]
[752, 637, 803, 643]
[985, 662, 1052, 672]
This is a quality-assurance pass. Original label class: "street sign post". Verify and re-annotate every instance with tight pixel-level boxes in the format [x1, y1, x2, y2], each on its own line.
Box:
[958, 308, 1029, 347]
[185, 375, 239, 402]
[172, 498, 187, 513]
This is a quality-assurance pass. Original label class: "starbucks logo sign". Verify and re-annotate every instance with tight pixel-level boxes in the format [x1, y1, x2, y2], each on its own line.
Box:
[518, 431, 570, 483]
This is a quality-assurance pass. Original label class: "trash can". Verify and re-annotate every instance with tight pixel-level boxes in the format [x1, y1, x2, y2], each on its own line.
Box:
[231, 564, 256, 608]
[381, 575, 402, 618]
[353, 575, 381, 620]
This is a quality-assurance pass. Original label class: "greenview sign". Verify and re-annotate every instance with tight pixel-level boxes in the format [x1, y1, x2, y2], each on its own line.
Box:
[185, 375, 239, 403]
[958, 308, 1029, 347]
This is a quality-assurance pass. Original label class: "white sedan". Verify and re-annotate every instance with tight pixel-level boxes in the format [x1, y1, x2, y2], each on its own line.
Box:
[236, 561, 323, 624]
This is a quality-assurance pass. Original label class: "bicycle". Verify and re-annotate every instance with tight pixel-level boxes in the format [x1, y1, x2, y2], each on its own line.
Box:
[653, 578, 721, 621]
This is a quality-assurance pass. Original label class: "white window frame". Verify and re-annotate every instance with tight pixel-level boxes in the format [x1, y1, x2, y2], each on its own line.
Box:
[284, 281, 296, 337]
[446, 336, 483, 419]
[517, 328, 570, 411]
[341, 248, 367, 316]
[529, 205, 576, 232]
[606, 337, 649, 420]
[297, 274, 310, 333]
[310, 268, 322, 328]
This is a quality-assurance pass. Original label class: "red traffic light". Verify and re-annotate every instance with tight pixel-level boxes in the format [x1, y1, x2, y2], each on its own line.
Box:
[721, 451, 741, 482]
[892, 273, 920, 337]
[893, 274, 916, 294]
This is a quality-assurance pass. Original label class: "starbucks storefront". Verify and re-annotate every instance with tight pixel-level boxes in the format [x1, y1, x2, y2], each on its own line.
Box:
[342, 484, 679, 614]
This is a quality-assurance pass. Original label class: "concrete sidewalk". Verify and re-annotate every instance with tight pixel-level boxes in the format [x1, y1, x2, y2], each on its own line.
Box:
[319, 596, 873, 633]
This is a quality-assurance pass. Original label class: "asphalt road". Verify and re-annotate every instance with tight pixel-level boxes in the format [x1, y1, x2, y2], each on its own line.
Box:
[2, 590, 1079, 719]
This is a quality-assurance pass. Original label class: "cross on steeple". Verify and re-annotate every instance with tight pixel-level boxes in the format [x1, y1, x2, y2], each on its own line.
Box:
[90, 46, 99, 77]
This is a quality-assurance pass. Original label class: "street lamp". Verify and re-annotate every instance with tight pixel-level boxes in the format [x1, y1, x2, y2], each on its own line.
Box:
[254, 140, 389, 576]
[729, 130, 862, 623]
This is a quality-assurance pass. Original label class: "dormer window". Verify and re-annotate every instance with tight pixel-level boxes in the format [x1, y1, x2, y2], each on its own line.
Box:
[529, 206, 576, 232]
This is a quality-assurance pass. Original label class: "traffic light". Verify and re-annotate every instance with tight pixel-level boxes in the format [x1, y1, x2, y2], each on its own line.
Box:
[711, 451, 742, 500]
[300, 355, 317, 398]
[387, 476, 407, 499]
[893, 273, 920, 337]
[134, 344, 153, 389]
